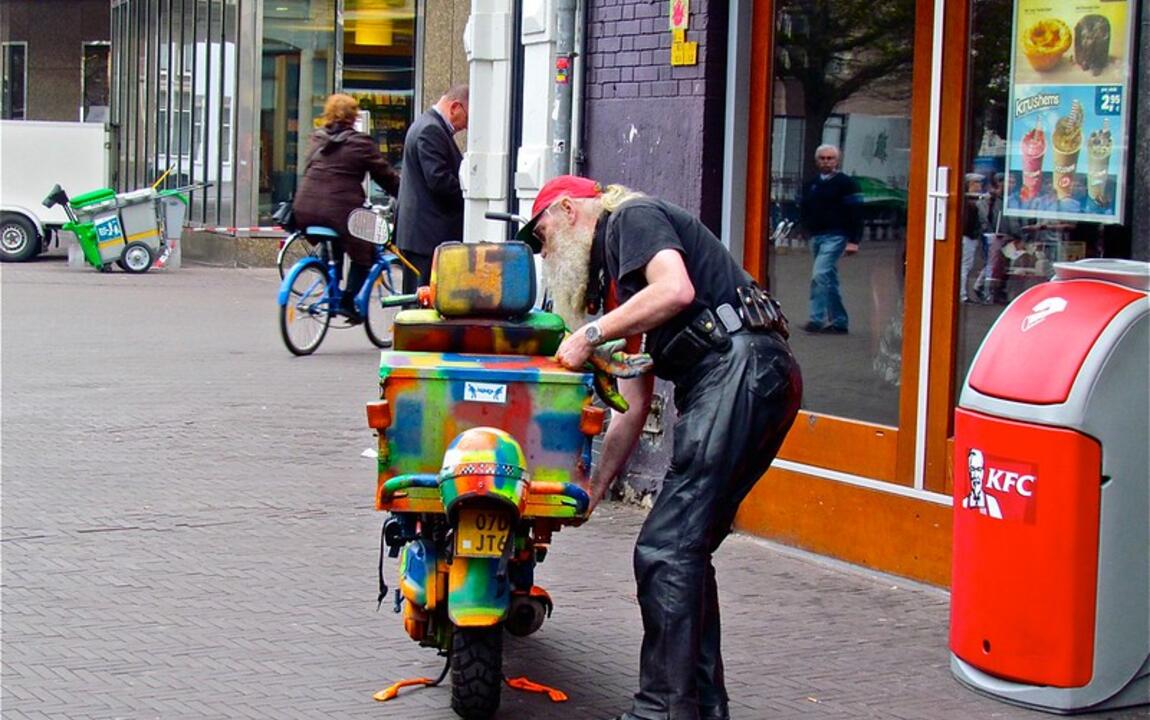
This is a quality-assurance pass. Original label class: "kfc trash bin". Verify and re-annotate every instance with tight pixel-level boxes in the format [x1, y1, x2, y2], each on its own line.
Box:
[950, 258, 1149, 714]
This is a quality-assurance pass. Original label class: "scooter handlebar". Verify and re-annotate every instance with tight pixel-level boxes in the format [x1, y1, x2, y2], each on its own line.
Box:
[484, 211, 527, 225]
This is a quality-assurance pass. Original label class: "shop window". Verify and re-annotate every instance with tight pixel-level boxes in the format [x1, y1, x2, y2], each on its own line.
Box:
[954, 0, 1138, 387]
[343, 0, 418, 169]
[259, 0, 336, 218]
[767, 0, 917, 427]
[1, 42, 27, 120]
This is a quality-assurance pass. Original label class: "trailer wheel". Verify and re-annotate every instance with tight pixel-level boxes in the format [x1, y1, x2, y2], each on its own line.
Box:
[0, 214, 40, 262]
[450, 626, 503, 719]
[121, 241, 154, 273]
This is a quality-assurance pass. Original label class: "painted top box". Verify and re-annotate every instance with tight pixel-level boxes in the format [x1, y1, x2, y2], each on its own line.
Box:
[429, 241, 536, 318]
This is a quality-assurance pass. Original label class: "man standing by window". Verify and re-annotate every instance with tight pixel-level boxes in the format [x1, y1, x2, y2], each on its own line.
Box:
[799, 144, 861, 334]
[395, 84, 469, 293]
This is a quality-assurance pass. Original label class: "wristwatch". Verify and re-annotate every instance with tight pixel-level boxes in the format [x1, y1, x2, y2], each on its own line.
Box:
[584, 322, 604, 346]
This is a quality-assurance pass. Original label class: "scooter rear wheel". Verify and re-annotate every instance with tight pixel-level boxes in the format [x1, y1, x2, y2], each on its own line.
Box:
[450, 625, 502, 720]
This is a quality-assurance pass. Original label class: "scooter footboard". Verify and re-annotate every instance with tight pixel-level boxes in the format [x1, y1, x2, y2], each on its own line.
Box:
[448, 556, 510, 626]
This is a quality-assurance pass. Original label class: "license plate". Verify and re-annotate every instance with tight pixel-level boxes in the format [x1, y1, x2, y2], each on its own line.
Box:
[455, 508, 512, 558]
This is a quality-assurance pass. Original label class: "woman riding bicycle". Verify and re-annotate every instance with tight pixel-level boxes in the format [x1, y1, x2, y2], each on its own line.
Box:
[292, 94, 400, 323]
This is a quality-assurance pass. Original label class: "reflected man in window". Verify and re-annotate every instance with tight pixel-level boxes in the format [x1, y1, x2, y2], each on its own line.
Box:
[799, 144, 861, 334]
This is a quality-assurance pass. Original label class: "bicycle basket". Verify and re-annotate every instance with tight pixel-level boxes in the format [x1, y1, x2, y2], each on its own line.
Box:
[347, 207, 390, 245]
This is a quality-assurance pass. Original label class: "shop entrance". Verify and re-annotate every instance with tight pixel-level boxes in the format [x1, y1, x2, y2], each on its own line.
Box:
[747, 0, 935, 490]
[737, 0, 1139, 583]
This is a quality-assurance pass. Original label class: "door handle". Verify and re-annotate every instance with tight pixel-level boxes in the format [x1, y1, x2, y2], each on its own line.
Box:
[932, 166, 950, 240]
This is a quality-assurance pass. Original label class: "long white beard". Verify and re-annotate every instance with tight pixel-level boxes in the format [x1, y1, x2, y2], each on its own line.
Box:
[542, 223, 595, 331]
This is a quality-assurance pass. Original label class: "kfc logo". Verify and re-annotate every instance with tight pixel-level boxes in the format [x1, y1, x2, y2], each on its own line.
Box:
[1021, 297, 1068, 332]
[961, 448, 1038, 523]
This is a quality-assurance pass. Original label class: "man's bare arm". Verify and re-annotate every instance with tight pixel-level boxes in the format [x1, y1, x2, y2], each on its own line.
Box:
[555, 249, 694, 370]
[589, 374, 655, 511]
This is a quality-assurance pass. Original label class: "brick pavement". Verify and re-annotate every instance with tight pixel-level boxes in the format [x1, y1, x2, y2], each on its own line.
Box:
[2, 260, 1144, 720]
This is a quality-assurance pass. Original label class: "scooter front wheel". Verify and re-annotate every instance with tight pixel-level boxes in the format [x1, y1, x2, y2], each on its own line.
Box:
[450, 625, 503, 720]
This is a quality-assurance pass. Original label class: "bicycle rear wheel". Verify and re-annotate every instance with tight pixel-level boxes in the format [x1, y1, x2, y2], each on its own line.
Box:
[280, 265, 331, 355]
[364, 259, 404, 349]
[277, 232, 319, 280]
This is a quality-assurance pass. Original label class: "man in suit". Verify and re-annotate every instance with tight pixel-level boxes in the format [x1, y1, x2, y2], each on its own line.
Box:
[395, 84, 469, 293]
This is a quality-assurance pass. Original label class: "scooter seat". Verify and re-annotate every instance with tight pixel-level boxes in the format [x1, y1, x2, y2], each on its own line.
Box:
[306, 226, 340, 239]
[393, 308, 566, 356]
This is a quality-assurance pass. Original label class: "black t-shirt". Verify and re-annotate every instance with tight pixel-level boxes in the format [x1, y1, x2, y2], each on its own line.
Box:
[602, 197, 752, 366]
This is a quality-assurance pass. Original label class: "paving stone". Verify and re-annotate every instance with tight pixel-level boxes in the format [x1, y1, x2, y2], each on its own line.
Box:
[2, 261, 1145, 719]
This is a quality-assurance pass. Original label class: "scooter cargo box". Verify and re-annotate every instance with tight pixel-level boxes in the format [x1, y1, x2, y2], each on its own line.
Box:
[393, 308, 566, 355]
[376, 352, 595, 506]
[430, 242, 536, 318]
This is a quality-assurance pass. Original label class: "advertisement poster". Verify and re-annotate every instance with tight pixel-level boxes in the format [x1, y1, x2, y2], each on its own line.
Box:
[1003, 0, 1133, 224]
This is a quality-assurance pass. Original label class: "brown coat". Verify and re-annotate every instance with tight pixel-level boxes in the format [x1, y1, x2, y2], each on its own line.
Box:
[292, 122, 400, 265]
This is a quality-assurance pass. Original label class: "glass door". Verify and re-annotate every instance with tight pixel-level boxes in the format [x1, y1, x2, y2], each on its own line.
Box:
[764, 0, 930, 484]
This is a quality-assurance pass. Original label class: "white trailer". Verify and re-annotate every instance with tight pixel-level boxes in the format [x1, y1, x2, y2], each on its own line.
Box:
[0, 121, 110, 261]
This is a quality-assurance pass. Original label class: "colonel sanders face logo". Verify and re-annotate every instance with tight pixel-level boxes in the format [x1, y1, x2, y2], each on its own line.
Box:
[962, 448, 1003, 519]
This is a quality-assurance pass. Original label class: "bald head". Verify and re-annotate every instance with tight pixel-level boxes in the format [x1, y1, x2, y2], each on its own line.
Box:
[435, 84, 470, 133]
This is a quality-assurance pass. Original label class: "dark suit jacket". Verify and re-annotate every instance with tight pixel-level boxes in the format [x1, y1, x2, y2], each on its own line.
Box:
[395, 109, 465, 256]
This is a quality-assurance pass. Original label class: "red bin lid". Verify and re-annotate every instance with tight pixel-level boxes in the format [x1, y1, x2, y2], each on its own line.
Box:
[968, 280, 1143, 405]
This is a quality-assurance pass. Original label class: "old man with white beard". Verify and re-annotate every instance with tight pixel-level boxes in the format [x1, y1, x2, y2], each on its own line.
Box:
[518, 175, 803, 720]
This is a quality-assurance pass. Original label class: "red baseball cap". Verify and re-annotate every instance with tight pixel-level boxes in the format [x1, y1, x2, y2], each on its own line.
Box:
[516, 175, 602, 252]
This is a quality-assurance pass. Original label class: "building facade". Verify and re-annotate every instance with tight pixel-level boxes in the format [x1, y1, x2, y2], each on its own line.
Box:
[579, 0, 1148, 585]
[1, 0, 112, 123]
[106, 0, 467, 230]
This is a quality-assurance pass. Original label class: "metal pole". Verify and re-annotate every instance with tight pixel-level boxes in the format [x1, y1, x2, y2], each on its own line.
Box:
[505, 0, 523, 241]
[547, 0, 575, 178]
[569, 0, 586, 175]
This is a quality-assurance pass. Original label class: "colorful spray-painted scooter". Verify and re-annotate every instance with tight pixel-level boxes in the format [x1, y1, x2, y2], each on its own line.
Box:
[358, 232, 649, 720]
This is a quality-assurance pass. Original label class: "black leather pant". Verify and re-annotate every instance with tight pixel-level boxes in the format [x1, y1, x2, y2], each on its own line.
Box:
[629, 331, 802, 720]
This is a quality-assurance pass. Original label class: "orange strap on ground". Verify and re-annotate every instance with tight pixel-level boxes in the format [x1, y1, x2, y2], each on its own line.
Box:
[505, 675, 568, 702]
[372, 677, 437, 702]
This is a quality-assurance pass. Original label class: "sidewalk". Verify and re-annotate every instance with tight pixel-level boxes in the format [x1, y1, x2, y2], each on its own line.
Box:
[1, 261, 1144, 719]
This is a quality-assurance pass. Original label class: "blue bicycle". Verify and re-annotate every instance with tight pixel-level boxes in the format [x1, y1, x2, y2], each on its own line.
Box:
[277, 206, 416, 356]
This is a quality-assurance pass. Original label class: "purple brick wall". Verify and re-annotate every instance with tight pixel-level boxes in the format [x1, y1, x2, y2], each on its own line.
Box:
[582, 0, 729, 499]
[583, 0, 728, 233]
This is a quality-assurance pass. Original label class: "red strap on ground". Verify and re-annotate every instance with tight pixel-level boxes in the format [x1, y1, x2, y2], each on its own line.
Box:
[505, 675, 568, 702]
[372, 677, 437, 702]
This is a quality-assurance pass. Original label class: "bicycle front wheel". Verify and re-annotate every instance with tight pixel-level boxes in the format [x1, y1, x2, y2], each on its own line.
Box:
[364, 259, 404, 349]
[277, 232, 318, 280]
[280, 265, 331, 355]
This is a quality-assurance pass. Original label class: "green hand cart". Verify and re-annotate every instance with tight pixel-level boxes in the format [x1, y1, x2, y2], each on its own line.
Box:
[42, 182, 208, 273]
